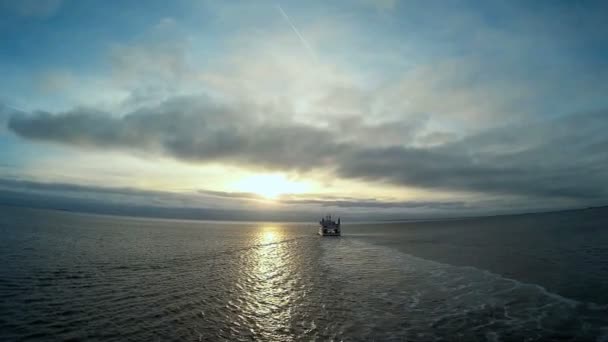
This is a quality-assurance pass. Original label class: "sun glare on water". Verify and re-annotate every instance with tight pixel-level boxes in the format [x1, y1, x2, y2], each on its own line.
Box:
[230, 173, 310, 200]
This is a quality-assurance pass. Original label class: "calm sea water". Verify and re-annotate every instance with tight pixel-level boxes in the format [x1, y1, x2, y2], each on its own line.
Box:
[1, 206, 608, 341]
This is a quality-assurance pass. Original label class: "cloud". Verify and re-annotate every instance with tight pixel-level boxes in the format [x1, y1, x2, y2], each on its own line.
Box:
[109, 40, 191, 89]
[36, 70, 75, 94]
[8, 96, 344, 171]
[7, 96, 608, 204]
[0, 177, 472, 218]
[0, 104, 23, 132]
[281, 198, 465, 210]
[0, 177, 266, 210]
[338, 111, 608, 200]
[3, 0, 608, 212]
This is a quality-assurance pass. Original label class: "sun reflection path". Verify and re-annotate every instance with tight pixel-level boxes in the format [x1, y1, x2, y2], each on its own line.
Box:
[260, 228, 279, 245]
[235, 225, 298, 340]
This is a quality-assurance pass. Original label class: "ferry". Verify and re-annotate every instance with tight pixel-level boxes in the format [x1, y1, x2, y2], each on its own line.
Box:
[319, 214, 341, 236]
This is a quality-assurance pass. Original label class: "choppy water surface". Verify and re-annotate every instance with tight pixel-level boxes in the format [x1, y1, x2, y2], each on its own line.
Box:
[1, 206, 608, 341]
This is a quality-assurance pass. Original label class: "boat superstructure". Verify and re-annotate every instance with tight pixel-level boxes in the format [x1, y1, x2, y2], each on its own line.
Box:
[319, 214, 341, 236]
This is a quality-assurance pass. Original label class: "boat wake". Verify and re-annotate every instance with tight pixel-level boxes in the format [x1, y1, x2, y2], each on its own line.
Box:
[320, 237, 608, 341]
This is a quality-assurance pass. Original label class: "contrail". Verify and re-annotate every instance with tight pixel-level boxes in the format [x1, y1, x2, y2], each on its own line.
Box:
[276, 4, 317, 62]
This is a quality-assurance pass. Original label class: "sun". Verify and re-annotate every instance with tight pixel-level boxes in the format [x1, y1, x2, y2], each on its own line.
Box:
[230, 173, 310, 199]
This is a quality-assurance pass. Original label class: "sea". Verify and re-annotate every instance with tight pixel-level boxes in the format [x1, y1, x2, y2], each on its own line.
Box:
[1, 205, 608, 341]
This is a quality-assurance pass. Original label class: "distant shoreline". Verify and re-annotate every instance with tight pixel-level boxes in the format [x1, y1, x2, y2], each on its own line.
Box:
[1, 202, 606, 225]
[369, 205, 608, 223]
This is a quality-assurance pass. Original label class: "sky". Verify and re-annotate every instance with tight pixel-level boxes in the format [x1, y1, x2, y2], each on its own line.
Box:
[1, 0, 608, 219]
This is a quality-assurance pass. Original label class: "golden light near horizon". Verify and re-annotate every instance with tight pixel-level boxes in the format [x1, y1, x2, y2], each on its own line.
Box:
[229, 173, 311, 200]
[259, 225, 281, 244]
[261, 230, 277, 244]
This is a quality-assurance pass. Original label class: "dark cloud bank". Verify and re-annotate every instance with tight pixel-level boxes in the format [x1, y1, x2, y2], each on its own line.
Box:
[5, 96, 608, 209]
[0, 178, 476, 221]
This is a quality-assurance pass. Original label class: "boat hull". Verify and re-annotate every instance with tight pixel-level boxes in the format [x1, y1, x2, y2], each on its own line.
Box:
[318, 227, 341, 236]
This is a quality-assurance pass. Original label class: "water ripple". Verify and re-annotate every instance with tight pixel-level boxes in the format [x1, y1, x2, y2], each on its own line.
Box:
[2, 208, 608, 341]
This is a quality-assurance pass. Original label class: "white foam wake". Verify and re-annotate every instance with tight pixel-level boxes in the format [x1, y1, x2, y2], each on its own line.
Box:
[319, 238, 608, 341]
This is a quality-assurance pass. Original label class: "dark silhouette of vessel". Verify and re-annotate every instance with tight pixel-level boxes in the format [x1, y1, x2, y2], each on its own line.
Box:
[319, 214, 341, 236]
